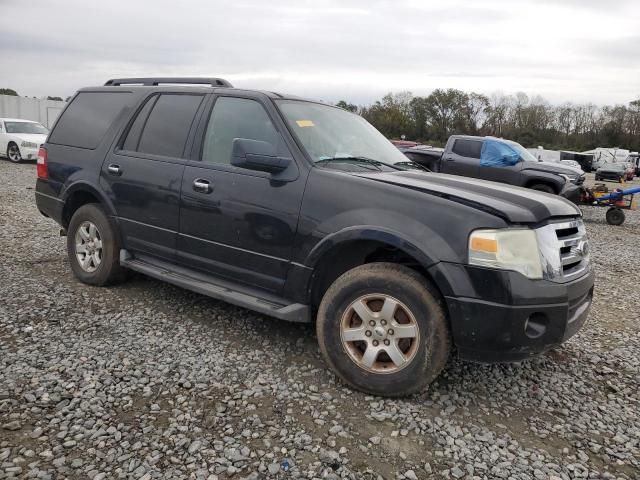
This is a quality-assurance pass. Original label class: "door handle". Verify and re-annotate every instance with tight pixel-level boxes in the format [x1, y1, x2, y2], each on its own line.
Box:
[193, 178, 212, 194]
[107, 164, 122, 176]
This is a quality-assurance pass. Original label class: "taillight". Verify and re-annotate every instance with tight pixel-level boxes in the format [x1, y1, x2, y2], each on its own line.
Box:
[37, 147, 48, 179]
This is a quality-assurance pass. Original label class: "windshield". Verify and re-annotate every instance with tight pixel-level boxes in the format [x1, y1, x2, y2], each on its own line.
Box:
[602, 163, 623, 170]
[5, 121, 48, 135]
[276, 100, 411, 167]
[505, 140, 538, 162]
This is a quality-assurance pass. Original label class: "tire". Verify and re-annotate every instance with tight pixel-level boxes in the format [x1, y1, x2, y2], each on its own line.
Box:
[530, 183, 555, 194]
[6, 142, 22, 163]
[67, 203, 126, 285]
[316, 263, 450, 397]
[605, 208, 625, 226]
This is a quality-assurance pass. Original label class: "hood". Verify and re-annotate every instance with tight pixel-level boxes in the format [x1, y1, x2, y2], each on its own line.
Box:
[8, 133, 48, 145]
[524, 161, 581, 176]
[598, 164, 625, 172]
[355, 171, 581, 224]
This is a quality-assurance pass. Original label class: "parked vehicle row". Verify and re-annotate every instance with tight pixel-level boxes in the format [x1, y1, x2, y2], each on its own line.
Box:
[595, 162, 635, 182]
[0, 117, 49, 162]
[35, 77, 594, 397]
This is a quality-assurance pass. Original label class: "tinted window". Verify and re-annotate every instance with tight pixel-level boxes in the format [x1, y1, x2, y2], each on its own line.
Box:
[48, 92, 131, 149]
[122, 95, 158, 151]
[452, 139, 482, 159]
[202, 97, 280, 165]
[136, 94, 203, 158]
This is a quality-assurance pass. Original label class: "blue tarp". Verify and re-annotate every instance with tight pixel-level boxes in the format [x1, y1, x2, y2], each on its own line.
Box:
[480, 139, 520, 167]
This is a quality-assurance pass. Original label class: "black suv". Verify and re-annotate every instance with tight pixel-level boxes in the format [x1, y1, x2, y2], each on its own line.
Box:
[35, 78, 594, 396]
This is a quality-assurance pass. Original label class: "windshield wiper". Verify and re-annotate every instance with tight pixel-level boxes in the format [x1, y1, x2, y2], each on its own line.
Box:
[315, 156, 390, 171]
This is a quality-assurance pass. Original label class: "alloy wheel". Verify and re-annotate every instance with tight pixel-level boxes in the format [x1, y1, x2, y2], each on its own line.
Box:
[7, 144, 21, 162]
[74, 221, 103, 272]
[340, 294, 420, 374]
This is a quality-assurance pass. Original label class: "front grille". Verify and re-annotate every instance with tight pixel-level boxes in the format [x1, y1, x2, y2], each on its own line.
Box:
[553, 220, 589, 280]
[536, 219, 589, 282]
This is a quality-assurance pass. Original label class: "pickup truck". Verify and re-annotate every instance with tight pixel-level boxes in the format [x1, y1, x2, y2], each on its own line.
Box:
[401, 136, 584, 201]
[35, 79, 594, 397]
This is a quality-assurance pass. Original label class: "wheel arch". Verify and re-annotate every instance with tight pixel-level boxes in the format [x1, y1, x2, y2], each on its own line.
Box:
[305, 228, 447, 310]
[524, 178, 560, 193]
[61, 182, 117, 229]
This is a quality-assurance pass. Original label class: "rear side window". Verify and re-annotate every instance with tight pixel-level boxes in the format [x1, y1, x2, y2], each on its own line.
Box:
[125, 94, 203, 159]
[48, 92, 131, 149]
[122, 96, 157, 152]
[452, 139, 482, 159]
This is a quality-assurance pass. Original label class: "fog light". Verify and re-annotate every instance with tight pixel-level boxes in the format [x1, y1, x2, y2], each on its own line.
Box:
[524, 313, 548, 339]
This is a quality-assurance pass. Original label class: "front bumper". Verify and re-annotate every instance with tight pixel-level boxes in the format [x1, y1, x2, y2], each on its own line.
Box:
[559, 182, 581, 203]
[20, 145, 40, 160]
[442, 264, 594, 362]
[596, 172, 623, 181]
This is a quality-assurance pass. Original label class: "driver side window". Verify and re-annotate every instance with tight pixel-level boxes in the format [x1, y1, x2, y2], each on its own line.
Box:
[202, 97, 280, 165]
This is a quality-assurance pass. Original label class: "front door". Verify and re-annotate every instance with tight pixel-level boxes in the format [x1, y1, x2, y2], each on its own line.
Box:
[178, 95, 306, 293]
[440, 138, 482, 178]
[100, 92, 206, 260]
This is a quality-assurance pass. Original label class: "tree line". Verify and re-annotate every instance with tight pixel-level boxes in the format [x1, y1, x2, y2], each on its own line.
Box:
[337, 90, 640, 152]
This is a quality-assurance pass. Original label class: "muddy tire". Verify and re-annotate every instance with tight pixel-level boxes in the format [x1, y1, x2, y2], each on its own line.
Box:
[316, 263, 450, 397]
[67, 204, 127, 286]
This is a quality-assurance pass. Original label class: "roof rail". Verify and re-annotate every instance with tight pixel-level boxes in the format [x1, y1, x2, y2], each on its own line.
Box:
[104, 77, 233, 87]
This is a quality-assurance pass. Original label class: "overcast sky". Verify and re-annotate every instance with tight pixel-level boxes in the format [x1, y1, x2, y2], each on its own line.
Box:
[1, 0, 638, 106]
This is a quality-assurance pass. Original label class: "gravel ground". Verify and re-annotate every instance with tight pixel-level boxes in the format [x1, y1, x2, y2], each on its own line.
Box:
[1, 161, 638, 480]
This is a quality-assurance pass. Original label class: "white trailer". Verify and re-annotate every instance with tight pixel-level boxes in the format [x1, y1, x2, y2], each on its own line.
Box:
[582, 147, 630, 169]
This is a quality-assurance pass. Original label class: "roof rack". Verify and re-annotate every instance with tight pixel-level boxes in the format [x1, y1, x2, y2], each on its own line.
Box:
[104, 77, 233, 87]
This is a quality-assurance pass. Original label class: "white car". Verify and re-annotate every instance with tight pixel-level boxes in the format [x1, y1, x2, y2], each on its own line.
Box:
[560, 159, 584, 173]
[0, 118, 49, 162]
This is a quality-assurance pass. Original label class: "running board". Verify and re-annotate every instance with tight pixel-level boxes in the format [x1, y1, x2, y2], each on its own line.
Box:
[120, 250, 310, 323]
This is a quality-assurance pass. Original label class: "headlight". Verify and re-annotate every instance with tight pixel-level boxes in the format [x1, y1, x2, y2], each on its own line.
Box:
[468, 228, 543, 279]
[21, 141, 38, 148]
[559, 173, 578, 183]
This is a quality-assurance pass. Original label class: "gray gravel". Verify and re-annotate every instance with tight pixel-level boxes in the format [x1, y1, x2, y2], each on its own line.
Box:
[1, 161, 639, 479]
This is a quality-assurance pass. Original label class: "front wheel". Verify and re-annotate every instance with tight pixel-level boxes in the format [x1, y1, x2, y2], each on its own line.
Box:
[67, 204, 127, 285]
[316, 263, 450, 397]
[7, 143, 22, 163]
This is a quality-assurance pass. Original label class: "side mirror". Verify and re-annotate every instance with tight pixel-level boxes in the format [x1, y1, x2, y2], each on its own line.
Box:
[501, 154, 520, 166]
[231, 138, 291, 173]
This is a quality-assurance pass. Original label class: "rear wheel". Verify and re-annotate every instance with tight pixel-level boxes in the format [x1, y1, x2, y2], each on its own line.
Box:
[7, 142, 21, 163]
[67, 204, 126, 285]
[316, 263, 450, 397]
[530, 183, 555, 194]
[605, 208, 625, 226]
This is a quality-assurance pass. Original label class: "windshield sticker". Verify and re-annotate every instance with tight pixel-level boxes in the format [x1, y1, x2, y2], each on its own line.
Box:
[296, 120, 315, 128]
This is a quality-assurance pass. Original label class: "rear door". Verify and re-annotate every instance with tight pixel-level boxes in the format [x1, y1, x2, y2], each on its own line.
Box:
[100, 92, 206, 261]
[441, 138, 482, 177]
[177, 94, 306, 293]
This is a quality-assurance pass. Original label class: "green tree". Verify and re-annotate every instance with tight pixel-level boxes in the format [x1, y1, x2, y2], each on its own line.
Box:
[47, 96, 63, 101]
[0, 88, 18, 96]
[335, 100, 358, 113]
